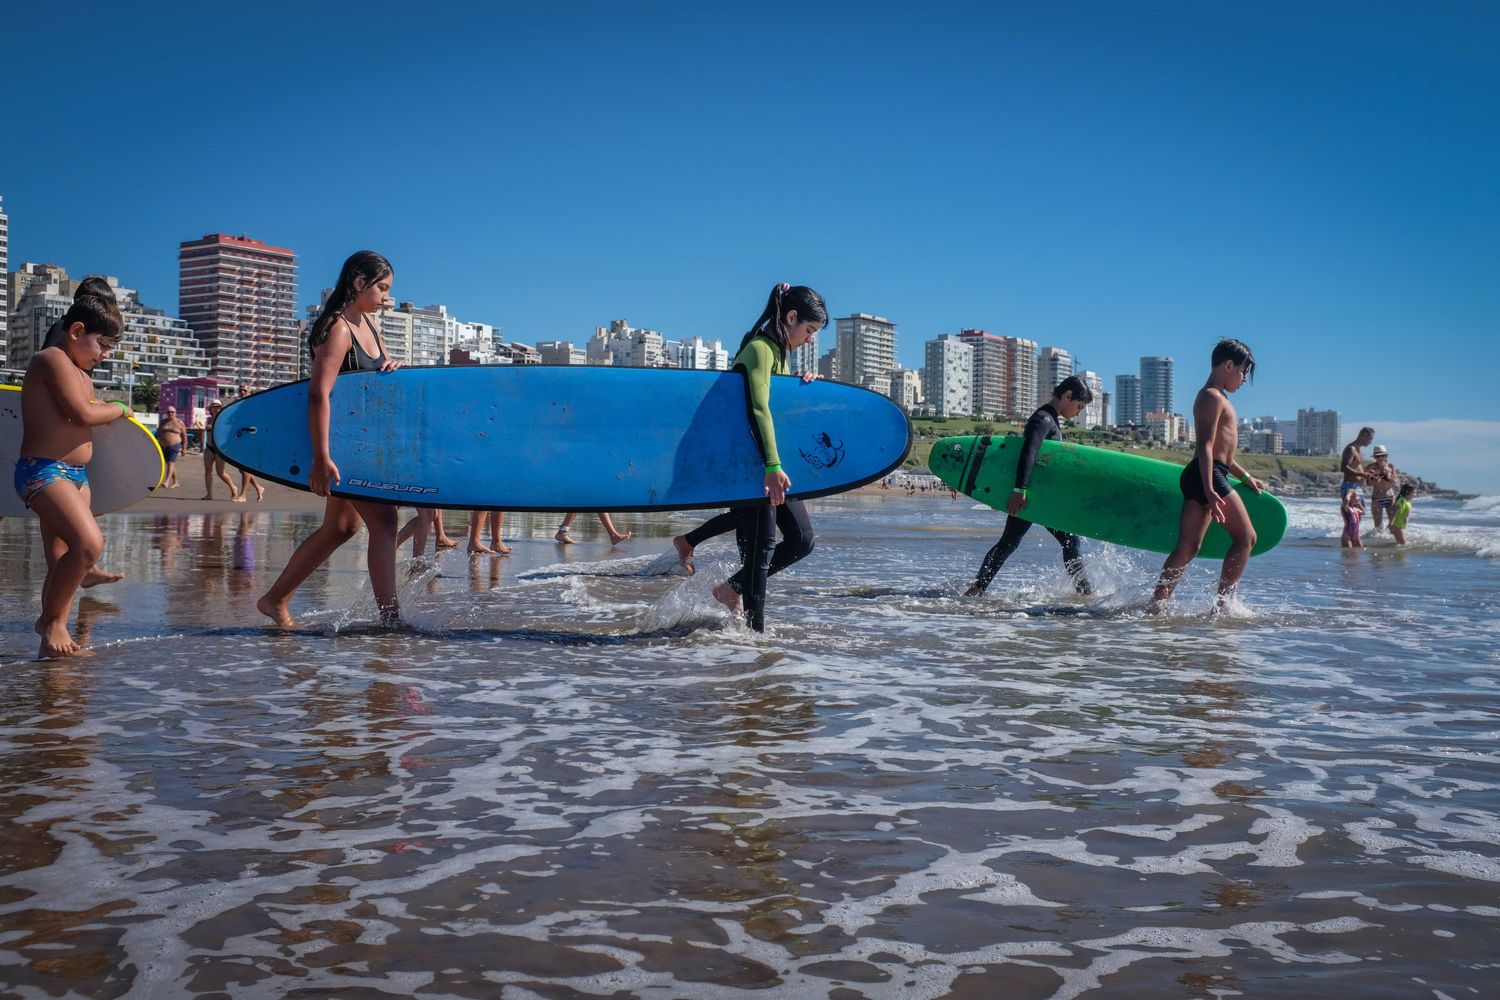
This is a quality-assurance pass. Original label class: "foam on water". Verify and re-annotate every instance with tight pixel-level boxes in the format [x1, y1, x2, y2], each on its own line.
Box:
[0, 496, 1495, 997]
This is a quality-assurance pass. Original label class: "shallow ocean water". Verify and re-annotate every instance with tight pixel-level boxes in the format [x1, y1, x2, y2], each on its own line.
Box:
[0, 494, 1496, 998]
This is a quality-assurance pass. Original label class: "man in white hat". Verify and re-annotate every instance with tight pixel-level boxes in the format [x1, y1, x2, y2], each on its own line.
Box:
[1366, 444, 1400, 532]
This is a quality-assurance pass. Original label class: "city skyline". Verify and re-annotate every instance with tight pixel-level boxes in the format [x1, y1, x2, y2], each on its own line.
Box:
[5, 3, 1497, 491]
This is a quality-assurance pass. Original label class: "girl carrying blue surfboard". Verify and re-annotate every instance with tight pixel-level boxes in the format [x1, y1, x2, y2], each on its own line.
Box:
[699, 283, 828, 631]
[258, 251, 403, 627]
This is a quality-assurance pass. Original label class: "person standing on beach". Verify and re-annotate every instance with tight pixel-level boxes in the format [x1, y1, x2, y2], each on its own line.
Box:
[964, 376, 1094, 598]
[700, 283, 825, 631]
[257, 251, 403, 627]
[1339, 427, 1375, 499]
[201, 401, 239, 501]
[1365, 445, 1399, 532]
[232, 386, 266, 501]
[467, 510, 511, 555]
[14, 293, 130, 657]
[156, 406, 186, 489]
[1150, 339, 1266, 612]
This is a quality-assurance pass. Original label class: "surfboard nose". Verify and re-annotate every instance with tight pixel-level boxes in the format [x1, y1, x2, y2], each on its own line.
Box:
[929, 436, 976, 491]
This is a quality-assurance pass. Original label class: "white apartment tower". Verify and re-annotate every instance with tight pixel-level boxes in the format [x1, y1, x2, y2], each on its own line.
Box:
[179, 234, 299, 388]
[1005, 336, 1039, 419]
[1297, 407, 1341, 457]
[954, 329, 1008, 419]
[1079, 370, 1105, 428]
[1038, 346, 1074, 401]
[6, 263, 77, 367]
[923, 335, 973, 418]
[834, 313, 897, 389]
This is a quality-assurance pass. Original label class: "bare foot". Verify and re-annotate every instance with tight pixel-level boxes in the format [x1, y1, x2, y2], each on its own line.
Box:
[712, 581, 742, 614]
[82, 567, 125, 588]
[201, 494, 213, 500]
[435, 536, 459, 549]
[554, 530, 576, 544]
[493, 541, 513, 554]
[468, 541, 495, 555]
[231, 493, 247, 503]
[253, 485, 265, 501]
[608, 530, 633, 545]
[964, 584, 983, 597]
[256, 594, 296, 627]
[672, 535, 696, 575]
[35, 619, 81, 659]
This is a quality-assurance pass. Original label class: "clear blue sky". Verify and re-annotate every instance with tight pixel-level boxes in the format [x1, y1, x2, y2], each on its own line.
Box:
[8, 2, 1499, 489]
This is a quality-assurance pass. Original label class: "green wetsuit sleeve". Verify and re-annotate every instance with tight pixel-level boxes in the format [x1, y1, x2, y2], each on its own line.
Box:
[736, 338, 783, 469]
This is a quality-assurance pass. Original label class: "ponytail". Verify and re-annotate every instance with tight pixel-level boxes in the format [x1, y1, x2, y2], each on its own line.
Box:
[737, 283, 827, 356]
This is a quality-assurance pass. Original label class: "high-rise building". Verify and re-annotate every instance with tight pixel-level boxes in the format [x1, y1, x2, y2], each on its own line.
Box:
[586, 319, 667, 367]
[1038, 347, 1074, 401]
[1004, 336, 1038, 418]
[954, 329, 1008, 419]
[1140, 356, 1174, 419]
[790, 330, 818, 376]
[817, 347, 838, 381]
[676, 336, 729, 370]
[0, 195, 8, 367]
[179, 234, 298, 388]
[7, 263, 79, 367]
[834, 313, 896, 389]
[91, 276, 211, 389]
[1079, 370, 1105, 428]
[888, 369, 922, 411]
[1114, 374, 1142, 427]
[923, 335, 973, 418]
[1297, 407, 1341, 456]
[537, 341, 586, 365]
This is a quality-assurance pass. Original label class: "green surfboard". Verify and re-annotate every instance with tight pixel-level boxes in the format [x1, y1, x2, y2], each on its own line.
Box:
[929, 435, 1287, 559]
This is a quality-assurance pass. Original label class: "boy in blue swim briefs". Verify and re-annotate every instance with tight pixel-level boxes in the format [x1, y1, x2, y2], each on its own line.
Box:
[16, 294, 130, 658]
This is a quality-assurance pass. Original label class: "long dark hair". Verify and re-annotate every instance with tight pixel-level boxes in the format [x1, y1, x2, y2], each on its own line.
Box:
[738, 283, 827, 356]
[307, 251, 393, 357]
[44, 275, 117, 348]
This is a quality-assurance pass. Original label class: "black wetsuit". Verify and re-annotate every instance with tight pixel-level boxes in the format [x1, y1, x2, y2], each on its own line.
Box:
[970, 403, 1091, 595]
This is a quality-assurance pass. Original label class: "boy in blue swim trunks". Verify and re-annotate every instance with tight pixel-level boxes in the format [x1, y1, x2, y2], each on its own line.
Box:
[1151, 339, 1267, 612]
[16, 294, 130, 658]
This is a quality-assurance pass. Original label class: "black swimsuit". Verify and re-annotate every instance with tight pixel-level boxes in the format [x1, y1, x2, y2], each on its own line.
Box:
[1180, 457, 1233, 504]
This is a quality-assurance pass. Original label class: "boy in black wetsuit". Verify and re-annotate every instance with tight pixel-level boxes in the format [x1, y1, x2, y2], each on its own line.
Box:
[965, 376, 1094, 597]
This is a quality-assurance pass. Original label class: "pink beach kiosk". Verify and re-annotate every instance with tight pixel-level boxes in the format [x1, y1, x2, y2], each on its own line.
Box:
[158, 376, 228, 451]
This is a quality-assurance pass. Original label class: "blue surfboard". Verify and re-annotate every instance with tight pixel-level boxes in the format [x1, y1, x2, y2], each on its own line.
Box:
[212, 366, 912, 511]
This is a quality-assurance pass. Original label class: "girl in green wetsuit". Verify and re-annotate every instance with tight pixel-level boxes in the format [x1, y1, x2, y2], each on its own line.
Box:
[701, 283, 827, 631]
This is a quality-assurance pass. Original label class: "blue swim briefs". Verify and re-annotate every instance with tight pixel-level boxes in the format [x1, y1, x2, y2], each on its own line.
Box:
[13, 456, 89, 509]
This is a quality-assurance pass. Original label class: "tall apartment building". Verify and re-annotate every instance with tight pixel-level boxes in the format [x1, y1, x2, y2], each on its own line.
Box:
[91, 276, 211, 388]
[537, 341, 586, 365]
[834, 313, 896, 389]
[1004, 336, 1038, 418]
[817, 347, 838, 381]
[1297, 407, 1341, 456]
[7, 263, 79, 366]
[179, 234, 298, 388]
[1038, 346, 1074, 400]
[954, 329, 1008, 419]
[677, 336, 730, 371]
[1079, 370, 1105, 428]
[586, 319, 667, 368]
[790, 330, 818, 376]
[1140, 356, 1174, 419]
[0, 195, 8, 367]
[923, 335, 973, 418]
[888, 369, 922, 411]
[1114, 374, 1142, 427]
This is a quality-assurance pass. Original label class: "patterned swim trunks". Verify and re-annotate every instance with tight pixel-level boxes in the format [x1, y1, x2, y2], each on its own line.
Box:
[13, 456, 89, 509]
